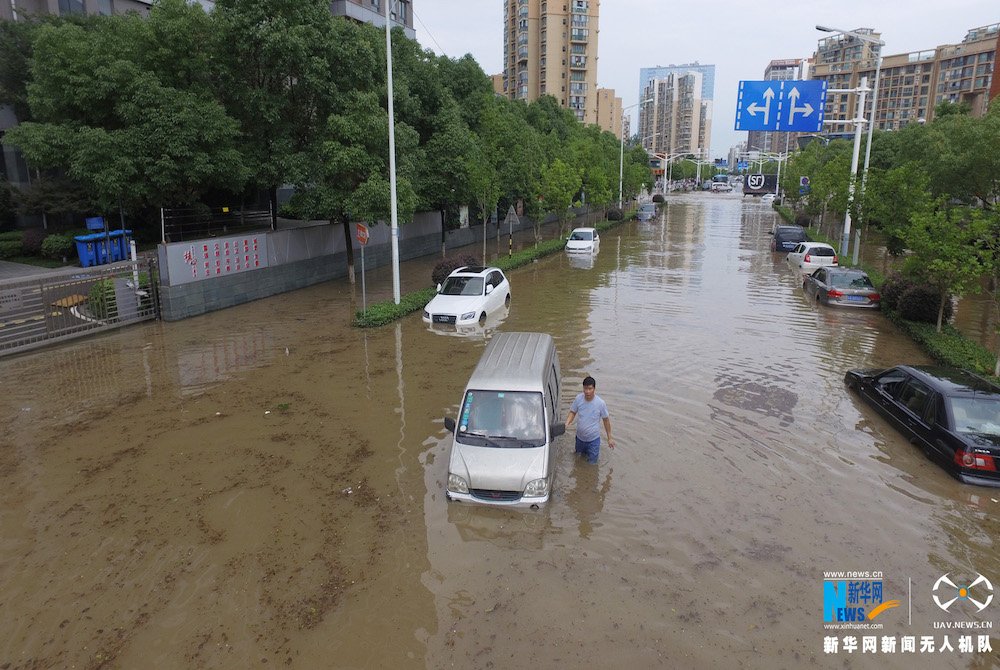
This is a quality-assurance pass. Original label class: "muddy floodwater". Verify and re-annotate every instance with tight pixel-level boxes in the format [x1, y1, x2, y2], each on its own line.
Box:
[2, 193, 998, 670]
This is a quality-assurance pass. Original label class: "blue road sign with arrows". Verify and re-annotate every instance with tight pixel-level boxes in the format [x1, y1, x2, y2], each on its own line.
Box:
[734, 80, 827, 133]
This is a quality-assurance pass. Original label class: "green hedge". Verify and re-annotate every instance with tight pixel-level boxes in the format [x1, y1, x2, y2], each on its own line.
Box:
[353, 214, 628, 328]
[883, 310, 997, 378]
[41, 234, 74, 260]
[0, 239, 21, 258]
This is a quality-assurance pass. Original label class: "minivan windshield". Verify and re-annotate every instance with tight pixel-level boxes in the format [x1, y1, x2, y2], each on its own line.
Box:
[569, 230, 593, 241]
[456, 390, 546, 447]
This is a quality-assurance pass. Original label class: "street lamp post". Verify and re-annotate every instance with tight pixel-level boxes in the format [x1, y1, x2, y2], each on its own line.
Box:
[385, 0, 401, 304]
[824, 76, 868, 258]
[619, 98, 652, 209]
[817, 25, 885, 261]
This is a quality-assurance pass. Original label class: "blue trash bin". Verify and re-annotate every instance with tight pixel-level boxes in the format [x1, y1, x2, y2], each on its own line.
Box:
[74, 234, 97, 268]
[93, 234, 112, 265]
[107, 230, 124, 262]
[108, 229, 133, 261]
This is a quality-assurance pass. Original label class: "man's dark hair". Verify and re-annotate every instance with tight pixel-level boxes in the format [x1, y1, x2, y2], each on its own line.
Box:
[583, 376, 596, 388]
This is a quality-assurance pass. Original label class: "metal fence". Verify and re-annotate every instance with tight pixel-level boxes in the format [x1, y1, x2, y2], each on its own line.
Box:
[0, 256, 159, 357]
[160, 205, 273, 243]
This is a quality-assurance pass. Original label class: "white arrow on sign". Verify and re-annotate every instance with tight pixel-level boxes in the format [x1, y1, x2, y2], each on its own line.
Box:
[746, 87, 775, 125]
[787, 86, 815, 125]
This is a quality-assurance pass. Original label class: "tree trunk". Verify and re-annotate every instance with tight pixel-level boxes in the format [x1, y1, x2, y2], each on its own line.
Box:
[269, 186, 279, 231]
[482, 211, 488, 266]
[937, 293, 946, 333]
[440, 207, 447, 257]
[341, 215, 355, 284]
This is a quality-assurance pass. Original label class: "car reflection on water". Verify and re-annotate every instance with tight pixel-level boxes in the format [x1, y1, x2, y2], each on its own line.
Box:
[425, 304, 510, 338]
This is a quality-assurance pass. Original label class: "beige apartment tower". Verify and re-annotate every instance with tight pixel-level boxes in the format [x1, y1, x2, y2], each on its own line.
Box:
[596, 88, 623, 138]
[503, 0, 600, 124]
[810, 23, 997, 131]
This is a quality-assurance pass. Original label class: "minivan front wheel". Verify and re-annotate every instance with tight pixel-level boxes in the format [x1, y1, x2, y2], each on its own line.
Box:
[479, 312, 487, 326]
[505, 294, 511, 308]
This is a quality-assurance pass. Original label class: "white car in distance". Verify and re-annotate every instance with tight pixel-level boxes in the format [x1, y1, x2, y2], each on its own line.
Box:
[423, 266, 511, 327]
[565, 227, 600, 254]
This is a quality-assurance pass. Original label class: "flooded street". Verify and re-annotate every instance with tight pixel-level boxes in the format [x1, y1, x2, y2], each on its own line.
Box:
[2, 193, 998, 669]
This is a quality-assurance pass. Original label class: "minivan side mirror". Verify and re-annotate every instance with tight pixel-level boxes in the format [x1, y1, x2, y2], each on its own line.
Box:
[436, 283, 442, 292]
[550, 422, 566, 439]
[485, 284, 494, 295]
[444, 416, 456, 433]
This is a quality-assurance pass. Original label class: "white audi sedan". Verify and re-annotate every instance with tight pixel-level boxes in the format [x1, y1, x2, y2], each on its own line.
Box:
[423, 266, 511, 327]
[786, 242, 838, 275]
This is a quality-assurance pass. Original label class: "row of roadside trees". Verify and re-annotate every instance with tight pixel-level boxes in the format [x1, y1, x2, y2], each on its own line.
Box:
[777, 102, 1000, 344]
[0, 0, 652, 275]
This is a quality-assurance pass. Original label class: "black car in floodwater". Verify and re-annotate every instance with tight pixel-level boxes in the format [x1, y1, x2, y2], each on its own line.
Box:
[845, 365, 1000, 488]
[770, 225, 807, 252]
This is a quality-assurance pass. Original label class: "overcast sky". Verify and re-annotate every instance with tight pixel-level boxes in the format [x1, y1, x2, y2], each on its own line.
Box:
[411, 1, 999, 158]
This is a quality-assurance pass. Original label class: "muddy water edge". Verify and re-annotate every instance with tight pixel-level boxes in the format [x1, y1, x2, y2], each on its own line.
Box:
[1, 194, 997, 670]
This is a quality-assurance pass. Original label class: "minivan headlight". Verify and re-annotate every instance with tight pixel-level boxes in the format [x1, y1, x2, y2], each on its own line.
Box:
[423, 310, 430, 319]
[460, 311, 477, 321]
[524, 476, 550, 498]
[448, 474, 469, 494]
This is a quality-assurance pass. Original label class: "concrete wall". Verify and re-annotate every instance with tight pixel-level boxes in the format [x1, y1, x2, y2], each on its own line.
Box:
[156, 209, 588, 321]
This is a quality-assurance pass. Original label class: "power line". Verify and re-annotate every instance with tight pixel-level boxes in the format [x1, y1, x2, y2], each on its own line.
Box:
[411, 9, 448, 57]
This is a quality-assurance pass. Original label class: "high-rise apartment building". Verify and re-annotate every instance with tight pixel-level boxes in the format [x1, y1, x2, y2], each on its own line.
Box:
[330, 0, 414, 39]
[502, 0, 600, 124]
[639, 63, 715, 104]
[637, 71, 711, 159]
[0, 0, 168, 20]
[746, 58, 810, 155]
[595, 88, 623, 138]
[810, 23, 997, 132]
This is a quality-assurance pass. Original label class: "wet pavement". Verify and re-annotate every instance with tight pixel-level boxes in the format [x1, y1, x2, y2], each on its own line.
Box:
[1, 194, 998, 670]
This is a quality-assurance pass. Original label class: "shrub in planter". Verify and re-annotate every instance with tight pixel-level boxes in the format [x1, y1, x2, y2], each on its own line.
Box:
[606, 207, 623, 221]
[898, 284, 953, 324]
[878, 273, 911, 313]
[87, 278, 116, 319]
[651, 194, 665, 203]
[21, 228, 46, 255]
[41, 233, 74, 260]
[431, 254, 479, 286]
[0, 239, 21, 258]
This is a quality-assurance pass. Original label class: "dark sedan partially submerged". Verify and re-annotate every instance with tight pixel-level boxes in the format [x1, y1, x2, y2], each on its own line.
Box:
[845, 365, 1000, 487]
[804, 267, 881, 309]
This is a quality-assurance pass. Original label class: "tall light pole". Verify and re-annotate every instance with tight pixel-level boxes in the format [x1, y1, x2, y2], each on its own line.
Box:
[385, 0, 401, 304]
[619, 98, 653, 208]
[817, 25, 885, 259]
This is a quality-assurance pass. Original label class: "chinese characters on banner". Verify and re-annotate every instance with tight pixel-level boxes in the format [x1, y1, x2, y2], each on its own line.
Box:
[176, 234, 268, 282]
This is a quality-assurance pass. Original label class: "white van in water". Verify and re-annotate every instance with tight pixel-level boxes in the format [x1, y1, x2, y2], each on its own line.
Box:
[444, 332, 565, 508]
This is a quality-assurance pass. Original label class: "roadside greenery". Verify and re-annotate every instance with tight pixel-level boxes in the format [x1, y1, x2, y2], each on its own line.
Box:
[778, 101, 1000, 372]
[0, 0, 651, 257]
[353, 211, 632, 327]
[776, 205, 998, 379]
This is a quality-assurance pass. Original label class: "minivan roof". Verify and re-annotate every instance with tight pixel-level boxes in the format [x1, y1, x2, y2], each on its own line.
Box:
[468, 332, 556, 393]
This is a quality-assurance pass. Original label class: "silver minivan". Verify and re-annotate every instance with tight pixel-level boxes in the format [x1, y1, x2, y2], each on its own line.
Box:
[444, 332, 565, 508]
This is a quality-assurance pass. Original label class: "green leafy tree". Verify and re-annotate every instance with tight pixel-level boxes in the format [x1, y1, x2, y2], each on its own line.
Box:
[5, 3, 247, 217]
[467, 141, 500, 264]
[285, 89, 419, 282]
[539, 158, 581, 239]
[213, 0, 368, 225]
[417, 101, 478, 254]
[861, 163, 933, 271]
[902, 205, 993, 332]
